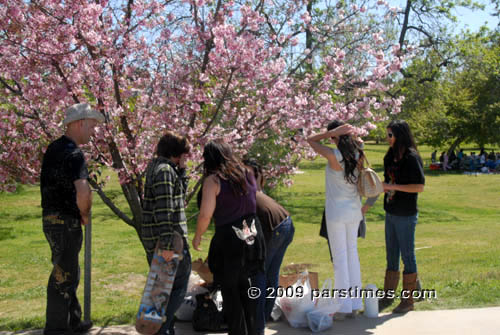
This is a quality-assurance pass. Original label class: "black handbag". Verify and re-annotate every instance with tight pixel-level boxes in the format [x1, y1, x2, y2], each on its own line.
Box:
[192, 290, 226, 332]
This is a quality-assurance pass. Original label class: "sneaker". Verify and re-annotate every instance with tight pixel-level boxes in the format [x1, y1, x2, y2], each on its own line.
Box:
[73, 321, 93, 333]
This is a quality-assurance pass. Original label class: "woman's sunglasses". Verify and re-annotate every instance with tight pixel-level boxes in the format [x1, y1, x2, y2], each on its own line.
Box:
[387, 133, 394, 138]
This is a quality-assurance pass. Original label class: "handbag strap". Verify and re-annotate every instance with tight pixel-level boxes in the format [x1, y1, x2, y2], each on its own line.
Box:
[358, 153, 371, 170]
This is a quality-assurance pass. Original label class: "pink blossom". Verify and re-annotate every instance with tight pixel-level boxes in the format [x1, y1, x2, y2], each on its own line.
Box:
[0, 0, 403, 211]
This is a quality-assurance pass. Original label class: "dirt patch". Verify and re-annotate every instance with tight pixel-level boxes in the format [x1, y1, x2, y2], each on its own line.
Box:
[101, 273, 146, 293]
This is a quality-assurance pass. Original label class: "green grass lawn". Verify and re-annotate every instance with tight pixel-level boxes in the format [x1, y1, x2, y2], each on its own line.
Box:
[1, 144, 499, 331]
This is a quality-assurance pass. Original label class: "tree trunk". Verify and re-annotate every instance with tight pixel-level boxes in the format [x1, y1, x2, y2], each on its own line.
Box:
[305, 0, 314, 73]
[447, 137, 463, 156]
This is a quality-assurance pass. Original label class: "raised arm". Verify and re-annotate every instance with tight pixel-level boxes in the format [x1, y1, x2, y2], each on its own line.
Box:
[306, 124, 355, 171]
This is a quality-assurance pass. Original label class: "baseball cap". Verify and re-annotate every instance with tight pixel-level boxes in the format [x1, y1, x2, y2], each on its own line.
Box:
[63, 103, 105, 126]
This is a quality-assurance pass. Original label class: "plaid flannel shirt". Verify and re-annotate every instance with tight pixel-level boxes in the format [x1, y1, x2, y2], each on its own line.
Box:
[142, 157, 188, 255]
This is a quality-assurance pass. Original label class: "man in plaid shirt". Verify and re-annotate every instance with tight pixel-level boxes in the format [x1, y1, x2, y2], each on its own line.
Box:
[141, 131, 191, 335]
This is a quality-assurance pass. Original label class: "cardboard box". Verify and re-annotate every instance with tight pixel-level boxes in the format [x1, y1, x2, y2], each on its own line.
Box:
[279, 271, 319, 290]
[191, 258, 213, 284]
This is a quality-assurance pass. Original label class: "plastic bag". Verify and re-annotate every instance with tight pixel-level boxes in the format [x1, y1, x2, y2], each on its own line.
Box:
[307, 278, 341, 332]
[186, 273, 205, 292]
[276, 271, 315, 328]
[192, 258, 213, 284]
[307, 308, 333, 333]
[270, 303, 282, 321]
[175, 273, 209, 321]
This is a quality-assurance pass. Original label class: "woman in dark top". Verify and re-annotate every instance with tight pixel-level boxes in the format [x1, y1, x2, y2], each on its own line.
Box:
[379, 120, 425, 313]
[193, 141, 265, 335]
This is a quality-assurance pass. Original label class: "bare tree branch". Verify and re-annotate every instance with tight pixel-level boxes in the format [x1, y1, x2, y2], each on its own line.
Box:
[88, 178, 134, 226]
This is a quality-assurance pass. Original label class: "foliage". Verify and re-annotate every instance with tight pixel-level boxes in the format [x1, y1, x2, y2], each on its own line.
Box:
[396, 30, 500, 151]
[0, 0, 404, 241]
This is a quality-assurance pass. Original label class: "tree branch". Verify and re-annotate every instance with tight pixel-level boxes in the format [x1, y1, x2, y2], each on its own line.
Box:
[88, 178, 134, 226]
[51, 59, 80, 104]
[201, 68, 235, 137]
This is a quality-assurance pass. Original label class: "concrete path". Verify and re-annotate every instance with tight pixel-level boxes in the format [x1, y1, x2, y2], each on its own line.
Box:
[3, 307, 499, 335]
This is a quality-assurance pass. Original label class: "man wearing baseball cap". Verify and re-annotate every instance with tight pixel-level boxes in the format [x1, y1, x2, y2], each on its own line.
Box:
[40, 103, 104, 335]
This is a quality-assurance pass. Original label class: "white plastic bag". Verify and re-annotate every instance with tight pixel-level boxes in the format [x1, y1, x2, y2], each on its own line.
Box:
[187, 273, 205, 291]
[270, 303, 282, 321]
[276, 271, 315, 328]
[307, 308, 333, 333]
[175, 274, 209, 321]
[307, 278, 341, 332]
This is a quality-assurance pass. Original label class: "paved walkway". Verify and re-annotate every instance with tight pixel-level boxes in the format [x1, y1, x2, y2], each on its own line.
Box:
[3, 307, 499, 335]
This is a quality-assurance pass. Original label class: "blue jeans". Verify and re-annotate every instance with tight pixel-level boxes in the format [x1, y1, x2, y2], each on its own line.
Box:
[255, 217, 295, 334]
[157, 244, 192, 335]
[385, 213, 418, 274]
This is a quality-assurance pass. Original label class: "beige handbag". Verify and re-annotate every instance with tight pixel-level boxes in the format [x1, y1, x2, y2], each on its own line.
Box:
[357, 156, 384, 198]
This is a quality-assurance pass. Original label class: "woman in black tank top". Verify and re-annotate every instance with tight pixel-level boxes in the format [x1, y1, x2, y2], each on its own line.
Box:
[193, 140, 265, 335]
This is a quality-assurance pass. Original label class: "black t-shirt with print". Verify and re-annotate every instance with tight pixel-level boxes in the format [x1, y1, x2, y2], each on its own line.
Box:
[384, 150, 425, 216]
[40, 136, 89, 218]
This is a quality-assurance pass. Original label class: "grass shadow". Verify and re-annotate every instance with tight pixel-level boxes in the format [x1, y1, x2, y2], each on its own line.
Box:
[0, 316, 44, 333]
[0, 226, 15, 241]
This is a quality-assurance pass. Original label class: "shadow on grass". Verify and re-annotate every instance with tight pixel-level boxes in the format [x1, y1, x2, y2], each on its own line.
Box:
[1, 212, 40, 222]
[92, 311, 135, 331]
[1, 316, 44, 332]
[0, 226, 15, 241]
[0, 312, 135, 333]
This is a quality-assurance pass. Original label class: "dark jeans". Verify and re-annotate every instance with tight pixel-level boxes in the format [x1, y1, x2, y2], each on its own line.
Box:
[42, 215, 83, 335]
[385, 213, 418, 274]
[255, 217, 295, 334]
[220, 271, 257, 335]
[150, 242, 191, 335]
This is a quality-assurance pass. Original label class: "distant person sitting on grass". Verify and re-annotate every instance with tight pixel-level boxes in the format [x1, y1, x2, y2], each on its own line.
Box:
[442, 152, 450, 171]
[488, 151, 495, 161]
[40, 103, 104, 335]
[457, 149, 464, 165]
[480, 153, 486, 167]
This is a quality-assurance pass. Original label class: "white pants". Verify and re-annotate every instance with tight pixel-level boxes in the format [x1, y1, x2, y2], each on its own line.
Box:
[327, 218, 363, 313]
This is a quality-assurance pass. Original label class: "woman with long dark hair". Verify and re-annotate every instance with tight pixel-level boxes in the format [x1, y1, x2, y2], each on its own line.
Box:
[379, 120, 425, 313]
[307, 120, 368, 319]
[192, 140, 265, 335]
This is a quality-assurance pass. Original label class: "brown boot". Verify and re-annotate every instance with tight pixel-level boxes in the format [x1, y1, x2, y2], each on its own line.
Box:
[378, 270, 400, 311]
[393, 273, 417, 313]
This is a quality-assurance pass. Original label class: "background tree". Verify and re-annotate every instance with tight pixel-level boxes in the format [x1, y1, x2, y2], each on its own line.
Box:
[385, 29, 500, 152]
[440, 30, 500, 151]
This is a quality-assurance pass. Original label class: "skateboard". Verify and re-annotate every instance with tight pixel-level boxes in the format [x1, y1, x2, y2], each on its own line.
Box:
[136, 232, 184, 335]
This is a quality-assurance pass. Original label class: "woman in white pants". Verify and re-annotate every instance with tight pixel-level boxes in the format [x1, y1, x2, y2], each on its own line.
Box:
[307, 120, 368, 319]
